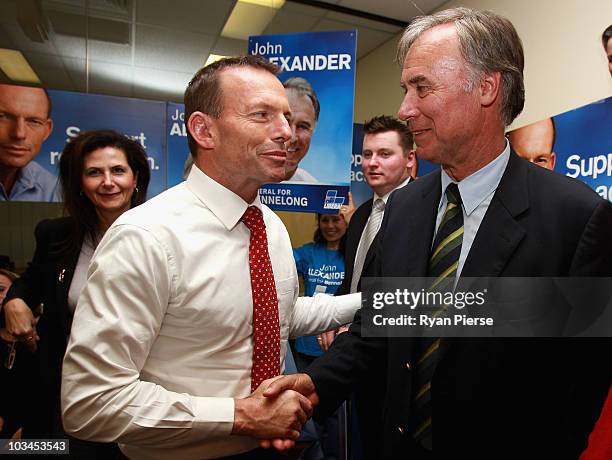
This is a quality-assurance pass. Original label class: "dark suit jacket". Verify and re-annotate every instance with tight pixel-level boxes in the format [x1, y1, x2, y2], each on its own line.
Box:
[336, 197, 375, 297]
[3, 217, 81, 437]
[335, 182, 411, 458]
[334, 198, 383, 458]
[307, 152, 612, 459]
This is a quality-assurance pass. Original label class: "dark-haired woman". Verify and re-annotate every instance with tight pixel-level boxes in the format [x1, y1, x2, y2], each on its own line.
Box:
[2, 130, 150, 457]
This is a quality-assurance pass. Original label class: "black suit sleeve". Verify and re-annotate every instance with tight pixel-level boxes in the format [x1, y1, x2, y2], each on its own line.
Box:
[305, 310, 387, 417]
[4, 219, 55, 313]
[569, 199, 612, 276]
[306, 201, 388, 418]
[566, 199, 612, 455]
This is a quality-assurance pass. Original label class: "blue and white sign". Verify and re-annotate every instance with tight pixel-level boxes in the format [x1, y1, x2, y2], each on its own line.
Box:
[166, 102, 190, 188]
[250, 30, 357, 213]
[553, 96, 612, 201]
[37, 90, 167, 199]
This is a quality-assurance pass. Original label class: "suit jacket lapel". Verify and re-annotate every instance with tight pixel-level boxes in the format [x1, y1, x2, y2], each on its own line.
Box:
[462, 151, 529, 277]
[379, 173, 440, 277]
[346, 199, 372, 275]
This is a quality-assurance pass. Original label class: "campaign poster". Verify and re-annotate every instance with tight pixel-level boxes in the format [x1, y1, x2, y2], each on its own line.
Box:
[249, 30, 356, 213]
[36, 90, 167, 200]
[350, 123, 370, 208]
[167, 102, 190, 188]
[553, 96, 612, 201]
[507, 96, 612, 201]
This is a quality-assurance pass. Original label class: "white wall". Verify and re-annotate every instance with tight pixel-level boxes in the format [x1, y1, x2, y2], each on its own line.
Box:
[354, 0, 612, 129]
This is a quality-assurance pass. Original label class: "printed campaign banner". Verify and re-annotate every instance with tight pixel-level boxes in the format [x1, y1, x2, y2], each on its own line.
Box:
[507, 96, 612, 201]
[38, 90, 167, 199]
[553, 96, 612, 201]
[167, 102, 190, 188]
[249, 30, 357, 213]
[350, 123, 371, 208]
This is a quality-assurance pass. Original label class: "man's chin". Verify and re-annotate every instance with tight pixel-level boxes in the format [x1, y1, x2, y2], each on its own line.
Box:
[283, 167, 298, 181]
[264, 169, 290, 184]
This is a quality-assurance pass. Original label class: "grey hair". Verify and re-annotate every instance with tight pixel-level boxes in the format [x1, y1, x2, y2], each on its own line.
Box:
[283, 77, 320, 121]
[397, 7, 524, 126]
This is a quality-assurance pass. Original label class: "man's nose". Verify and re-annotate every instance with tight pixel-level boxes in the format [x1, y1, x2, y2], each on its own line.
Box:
[398, 92, 419, 121]
[369, 154, 381, 166]
[274, 115, 292, 143]
[11, 117, 27, 139]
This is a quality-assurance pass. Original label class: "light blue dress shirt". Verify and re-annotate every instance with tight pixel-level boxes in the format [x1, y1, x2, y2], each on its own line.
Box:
[435, 140, 511, 278]
[0, 161, 60, 202]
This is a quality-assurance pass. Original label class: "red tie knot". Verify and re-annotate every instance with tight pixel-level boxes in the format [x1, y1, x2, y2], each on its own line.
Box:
[242, 206, 264, 233]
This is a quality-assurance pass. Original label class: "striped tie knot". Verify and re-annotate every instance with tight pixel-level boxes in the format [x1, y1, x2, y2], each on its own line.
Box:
[445, 183, 462, 206]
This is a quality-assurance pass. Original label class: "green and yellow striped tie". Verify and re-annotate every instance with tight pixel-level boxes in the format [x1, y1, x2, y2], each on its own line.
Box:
[412, 183, 463, 450]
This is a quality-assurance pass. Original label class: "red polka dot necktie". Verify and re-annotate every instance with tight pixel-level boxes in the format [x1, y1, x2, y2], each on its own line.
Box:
[241, 206, 281, 392]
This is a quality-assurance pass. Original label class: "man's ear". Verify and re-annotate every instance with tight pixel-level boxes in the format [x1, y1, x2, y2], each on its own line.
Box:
[43, 118, 53, 142]
[187, 111, 215, 150]
[479, 71, 501, 107]
[549, 152, 556, 170]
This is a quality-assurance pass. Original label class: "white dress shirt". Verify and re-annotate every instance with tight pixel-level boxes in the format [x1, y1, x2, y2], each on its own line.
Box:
[61, 165, 360, 460]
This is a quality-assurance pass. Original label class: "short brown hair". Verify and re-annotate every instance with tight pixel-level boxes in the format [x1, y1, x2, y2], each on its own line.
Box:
[397, 7, 524, 126]
[184, 55, 279, 156]
[363, 115, 413, 153]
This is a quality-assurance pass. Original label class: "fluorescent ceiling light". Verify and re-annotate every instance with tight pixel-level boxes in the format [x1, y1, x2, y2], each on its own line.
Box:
[205, 54, 229, 66]
[221, 0, 285, 41]
[0, 49, 41, 84]
[240, 0, 285, 7]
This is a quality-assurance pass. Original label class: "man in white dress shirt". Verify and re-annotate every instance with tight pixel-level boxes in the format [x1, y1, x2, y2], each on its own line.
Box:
[61, 56, 360, 460]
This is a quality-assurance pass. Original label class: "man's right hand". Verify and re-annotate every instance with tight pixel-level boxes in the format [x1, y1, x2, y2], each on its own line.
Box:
[340, 192, 356, 224]
[232, 376, 313, 441]
[3, 298, 38, 352]
[257, 373, 319, 451]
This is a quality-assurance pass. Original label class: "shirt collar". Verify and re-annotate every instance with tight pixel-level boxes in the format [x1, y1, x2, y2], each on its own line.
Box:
[15, 162, 37, 190]
[374, 176, 412, 204]
[440, 139, 510, 216]
[186, 165, 262, 231]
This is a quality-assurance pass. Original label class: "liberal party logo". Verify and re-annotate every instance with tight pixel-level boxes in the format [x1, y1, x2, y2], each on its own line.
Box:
[323, 190, 345, 210]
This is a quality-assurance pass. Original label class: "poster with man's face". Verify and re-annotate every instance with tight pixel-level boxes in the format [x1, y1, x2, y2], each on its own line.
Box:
[507, 96, 612, 202]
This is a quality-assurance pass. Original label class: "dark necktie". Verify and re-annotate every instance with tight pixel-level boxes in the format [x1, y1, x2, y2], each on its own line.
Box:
[241, 206, 281, 392]
[412, 183, 464, 449]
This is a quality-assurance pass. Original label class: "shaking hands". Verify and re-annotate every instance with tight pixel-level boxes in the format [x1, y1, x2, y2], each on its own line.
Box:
[232, 374, 319, 452]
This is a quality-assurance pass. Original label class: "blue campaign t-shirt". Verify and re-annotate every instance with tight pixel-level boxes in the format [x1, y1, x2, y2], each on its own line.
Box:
[293, 242, 345, 356]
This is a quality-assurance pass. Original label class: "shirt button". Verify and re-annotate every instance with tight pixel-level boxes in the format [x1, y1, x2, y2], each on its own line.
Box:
[397, 425, 405, 435]
[405, 362, 411, 370]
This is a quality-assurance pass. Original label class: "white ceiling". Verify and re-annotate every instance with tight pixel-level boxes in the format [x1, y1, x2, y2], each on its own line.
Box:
[0, 0, 448, 102]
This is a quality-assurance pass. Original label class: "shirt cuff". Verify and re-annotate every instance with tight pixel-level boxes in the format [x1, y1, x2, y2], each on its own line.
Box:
[330, 292, 362, 325]
[191, 397, 235, 437]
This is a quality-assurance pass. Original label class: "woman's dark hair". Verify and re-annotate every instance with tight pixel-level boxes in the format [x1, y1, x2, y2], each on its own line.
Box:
[313, 213, 346, 257]
[58, 129, 150, 250]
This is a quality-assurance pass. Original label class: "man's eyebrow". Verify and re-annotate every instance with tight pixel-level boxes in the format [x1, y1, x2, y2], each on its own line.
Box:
[408, 75, 428, 85]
